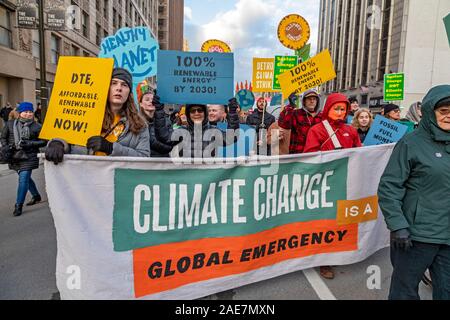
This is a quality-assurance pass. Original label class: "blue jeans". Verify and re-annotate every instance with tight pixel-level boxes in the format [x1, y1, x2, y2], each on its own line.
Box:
[16, 170, 40, 205]
[389, 241, 450, 300]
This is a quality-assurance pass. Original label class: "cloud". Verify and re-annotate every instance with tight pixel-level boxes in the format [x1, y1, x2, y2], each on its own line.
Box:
[184, 6, 193, 21]
[184, 0, 320, 85]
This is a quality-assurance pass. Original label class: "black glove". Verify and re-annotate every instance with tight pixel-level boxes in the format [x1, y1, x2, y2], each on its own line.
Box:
[152, 90, 164, 111]
[391, 229, 413, 251]
[228, 98, 239, 114]
[19, 140, 34, 150]
[45, 141, 65, 165]
[288, 93, 298, 107]
[87, 136, 113, 155]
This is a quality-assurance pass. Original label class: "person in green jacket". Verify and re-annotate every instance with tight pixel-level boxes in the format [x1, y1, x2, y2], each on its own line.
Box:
[378, 84, 450, 300]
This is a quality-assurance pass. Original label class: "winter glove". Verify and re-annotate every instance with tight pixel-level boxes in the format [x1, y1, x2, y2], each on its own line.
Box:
[391, 229, 413, 251]
[45, 141, 65, 165]
[228, 98, 239, 114]
[152, 90, 164, 111]
[87, 136, 113, 155]
[288, 93, 298, 107]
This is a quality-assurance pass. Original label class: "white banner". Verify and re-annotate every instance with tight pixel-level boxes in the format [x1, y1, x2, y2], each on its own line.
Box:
[44, 144, 394, 300]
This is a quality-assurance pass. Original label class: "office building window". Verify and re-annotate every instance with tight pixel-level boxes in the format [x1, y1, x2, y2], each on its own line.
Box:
[82, 11, 89, 38]
[96, 23, 101, 45]
[0, 6, 12, 48]
[104, 0, 109, 19]
[50, 34, 61, 64]
[71, 45, 80, 56]
[32, 30, 40, 58]
[95, 0, 100, 11]
[83, 51, 90, 57]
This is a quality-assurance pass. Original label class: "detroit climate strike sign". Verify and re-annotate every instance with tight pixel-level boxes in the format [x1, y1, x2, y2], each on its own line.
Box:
[39, 57, 114, 146]
[157, 51, 234, 105]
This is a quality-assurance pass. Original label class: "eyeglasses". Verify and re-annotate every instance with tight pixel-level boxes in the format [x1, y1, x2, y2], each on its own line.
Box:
[190, 108, 204, 114]
[436, 108, 450, 116]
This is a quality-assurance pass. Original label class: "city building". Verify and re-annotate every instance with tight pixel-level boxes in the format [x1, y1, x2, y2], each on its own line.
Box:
[0, 0, 183, 129]
[158, 0, 183, 50]
[317, 0, 450, 113]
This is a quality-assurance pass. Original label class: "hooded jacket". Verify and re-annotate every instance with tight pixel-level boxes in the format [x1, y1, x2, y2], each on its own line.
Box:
[246, 99, 276, 131]
[278, 89, 323, 154]
[303, 93, 361, 153]
[154, 104, 240, 158]
[378, 85, 450, 245]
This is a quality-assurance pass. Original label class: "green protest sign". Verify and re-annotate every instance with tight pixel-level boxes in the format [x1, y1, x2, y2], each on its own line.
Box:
[273, 55, 298, 90]
[444, 13, 450, 47]
[384, 73, 404, 101]
[295, 43, 311, 63]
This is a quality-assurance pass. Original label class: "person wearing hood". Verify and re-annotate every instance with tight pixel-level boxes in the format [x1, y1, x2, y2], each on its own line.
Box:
[378, 85, 450, 300]
[278, 90, 323, 154]
[1, 102, 47, 216]
[401, 102, 422, 130]
[137, 82, 173, 158]
[45, 67, 150, 163]
[153, 95, 240, 158]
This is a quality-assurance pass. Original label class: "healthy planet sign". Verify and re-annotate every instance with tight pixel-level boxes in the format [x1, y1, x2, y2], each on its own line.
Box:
[99, 27, 158, 97]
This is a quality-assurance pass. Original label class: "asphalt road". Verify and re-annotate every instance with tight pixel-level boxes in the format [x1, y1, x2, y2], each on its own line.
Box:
[0, 166, 432, 300]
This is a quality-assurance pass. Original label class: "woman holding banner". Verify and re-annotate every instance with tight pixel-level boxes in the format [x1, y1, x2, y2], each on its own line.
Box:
[45, 68, 150, 164]
[303, 93, 362, 280]
[137, 81, 173, 157]
[1, 102, 47, 217]
[351, 108, 374, 144]
[378, 85, 450, 300]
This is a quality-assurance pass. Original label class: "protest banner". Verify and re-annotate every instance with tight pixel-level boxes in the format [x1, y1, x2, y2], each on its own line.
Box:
[278, 50, 337, 98]
[201, 39, 232, 53]
[252, 58, 277, 93]
[444, 13, 450, 47]
[157, 51, 234, 105]
[45, 144, 393, 300]
[39, 57, 114, 146]
[99, 27, 159, 102]
[277, 14, 311, 50]
[273, 56, 298, 90]
[235, 89, 255, 111]
[363, 115, 409, 146]
[384, 73, 404, 101]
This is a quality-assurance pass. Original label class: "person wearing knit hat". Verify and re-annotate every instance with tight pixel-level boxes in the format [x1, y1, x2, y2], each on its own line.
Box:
[383, 104, 401, 121]
[45, 67, 150, 164]
[1, 101, 47, 216]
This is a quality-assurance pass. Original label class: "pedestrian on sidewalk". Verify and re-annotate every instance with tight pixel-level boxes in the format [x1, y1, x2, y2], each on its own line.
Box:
[378, 85, 450, 300]
[0, 102, 47, 217]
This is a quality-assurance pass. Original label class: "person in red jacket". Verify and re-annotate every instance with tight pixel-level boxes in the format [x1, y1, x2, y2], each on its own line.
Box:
[304, 93, 362, 153]
[303, 93, 362, 280]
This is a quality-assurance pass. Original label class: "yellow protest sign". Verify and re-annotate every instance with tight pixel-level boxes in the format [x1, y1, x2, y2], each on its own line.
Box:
[201, 39, 232, 53]
[278, 50, 336, 97]
[252, 58, 277, 93]
[277, 14, 311, 50]
[39, 57, 114, 146]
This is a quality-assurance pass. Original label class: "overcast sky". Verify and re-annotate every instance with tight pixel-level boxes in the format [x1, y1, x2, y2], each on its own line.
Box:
[184, 0, 321, 85]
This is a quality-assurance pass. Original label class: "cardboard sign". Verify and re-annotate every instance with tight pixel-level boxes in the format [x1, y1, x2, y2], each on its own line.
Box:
[277, 14, 311, 50]
[201, 39, 232, 53]
[384, 73, 404, 101]
[252, 58, 277, 93]
[99, 27, 159, 103]
[444, 13, 450, 47]
[278, 49, 337, 97]
[363, 115, 409, 146]
[273, 56, 298, 90]
[157, 51, 234, 105]
[235, 89, 255, 111]
[39, 57, 114, 146]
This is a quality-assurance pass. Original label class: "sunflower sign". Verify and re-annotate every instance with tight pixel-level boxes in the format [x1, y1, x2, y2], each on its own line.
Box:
[277, 14, 311, 50]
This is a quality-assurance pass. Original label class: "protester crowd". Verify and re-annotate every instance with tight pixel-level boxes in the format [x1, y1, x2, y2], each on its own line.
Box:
[1, 66, 449, 300]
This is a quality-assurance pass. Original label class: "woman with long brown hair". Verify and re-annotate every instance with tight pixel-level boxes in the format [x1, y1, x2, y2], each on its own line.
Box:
[45, 68, 150, 163]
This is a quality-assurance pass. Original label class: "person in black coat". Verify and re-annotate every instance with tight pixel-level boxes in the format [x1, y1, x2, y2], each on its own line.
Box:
[246, 97, 276, 155]
[0, 102, 47, 216]
[137, 83, 173, 157]
[153, 95, 240, 159]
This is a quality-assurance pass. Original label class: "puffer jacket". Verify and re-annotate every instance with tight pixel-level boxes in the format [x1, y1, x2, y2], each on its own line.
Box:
[154, 104, 240, 158]
[378, 85, 450, 245]
[304, 93, 361, 153]
[147, 116, 173, 158]
[1, 119, 47, 171]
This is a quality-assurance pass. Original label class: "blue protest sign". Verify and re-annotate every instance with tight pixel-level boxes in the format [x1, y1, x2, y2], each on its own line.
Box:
[157, 51, 234, 105]
[216, 123, 256, 157]
[235, 89, 255, 111]
[347, 115, 354, 125]
[363, 115, 409, 146]
[270, 94, 282, 106]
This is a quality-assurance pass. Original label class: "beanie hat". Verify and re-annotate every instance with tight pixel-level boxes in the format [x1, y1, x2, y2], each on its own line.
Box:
[112, 67, 132, 90]
[435, 97, 450, 109]
[17, 102, 34, 113]
[383, 103, 400, 115]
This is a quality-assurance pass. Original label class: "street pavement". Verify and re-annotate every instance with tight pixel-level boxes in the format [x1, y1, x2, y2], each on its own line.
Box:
[0, 166, 433, 300]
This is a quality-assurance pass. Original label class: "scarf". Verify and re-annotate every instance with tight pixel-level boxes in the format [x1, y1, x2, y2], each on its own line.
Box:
[13, 118, 33, 149]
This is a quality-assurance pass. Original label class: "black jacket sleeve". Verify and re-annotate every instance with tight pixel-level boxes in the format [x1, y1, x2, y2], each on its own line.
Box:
[154, 109, 176, 146]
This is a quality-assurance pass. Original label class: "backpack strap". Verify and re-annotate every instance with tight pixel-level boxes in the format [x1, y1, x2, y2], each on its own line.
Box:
[322, 120, 342, 150]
